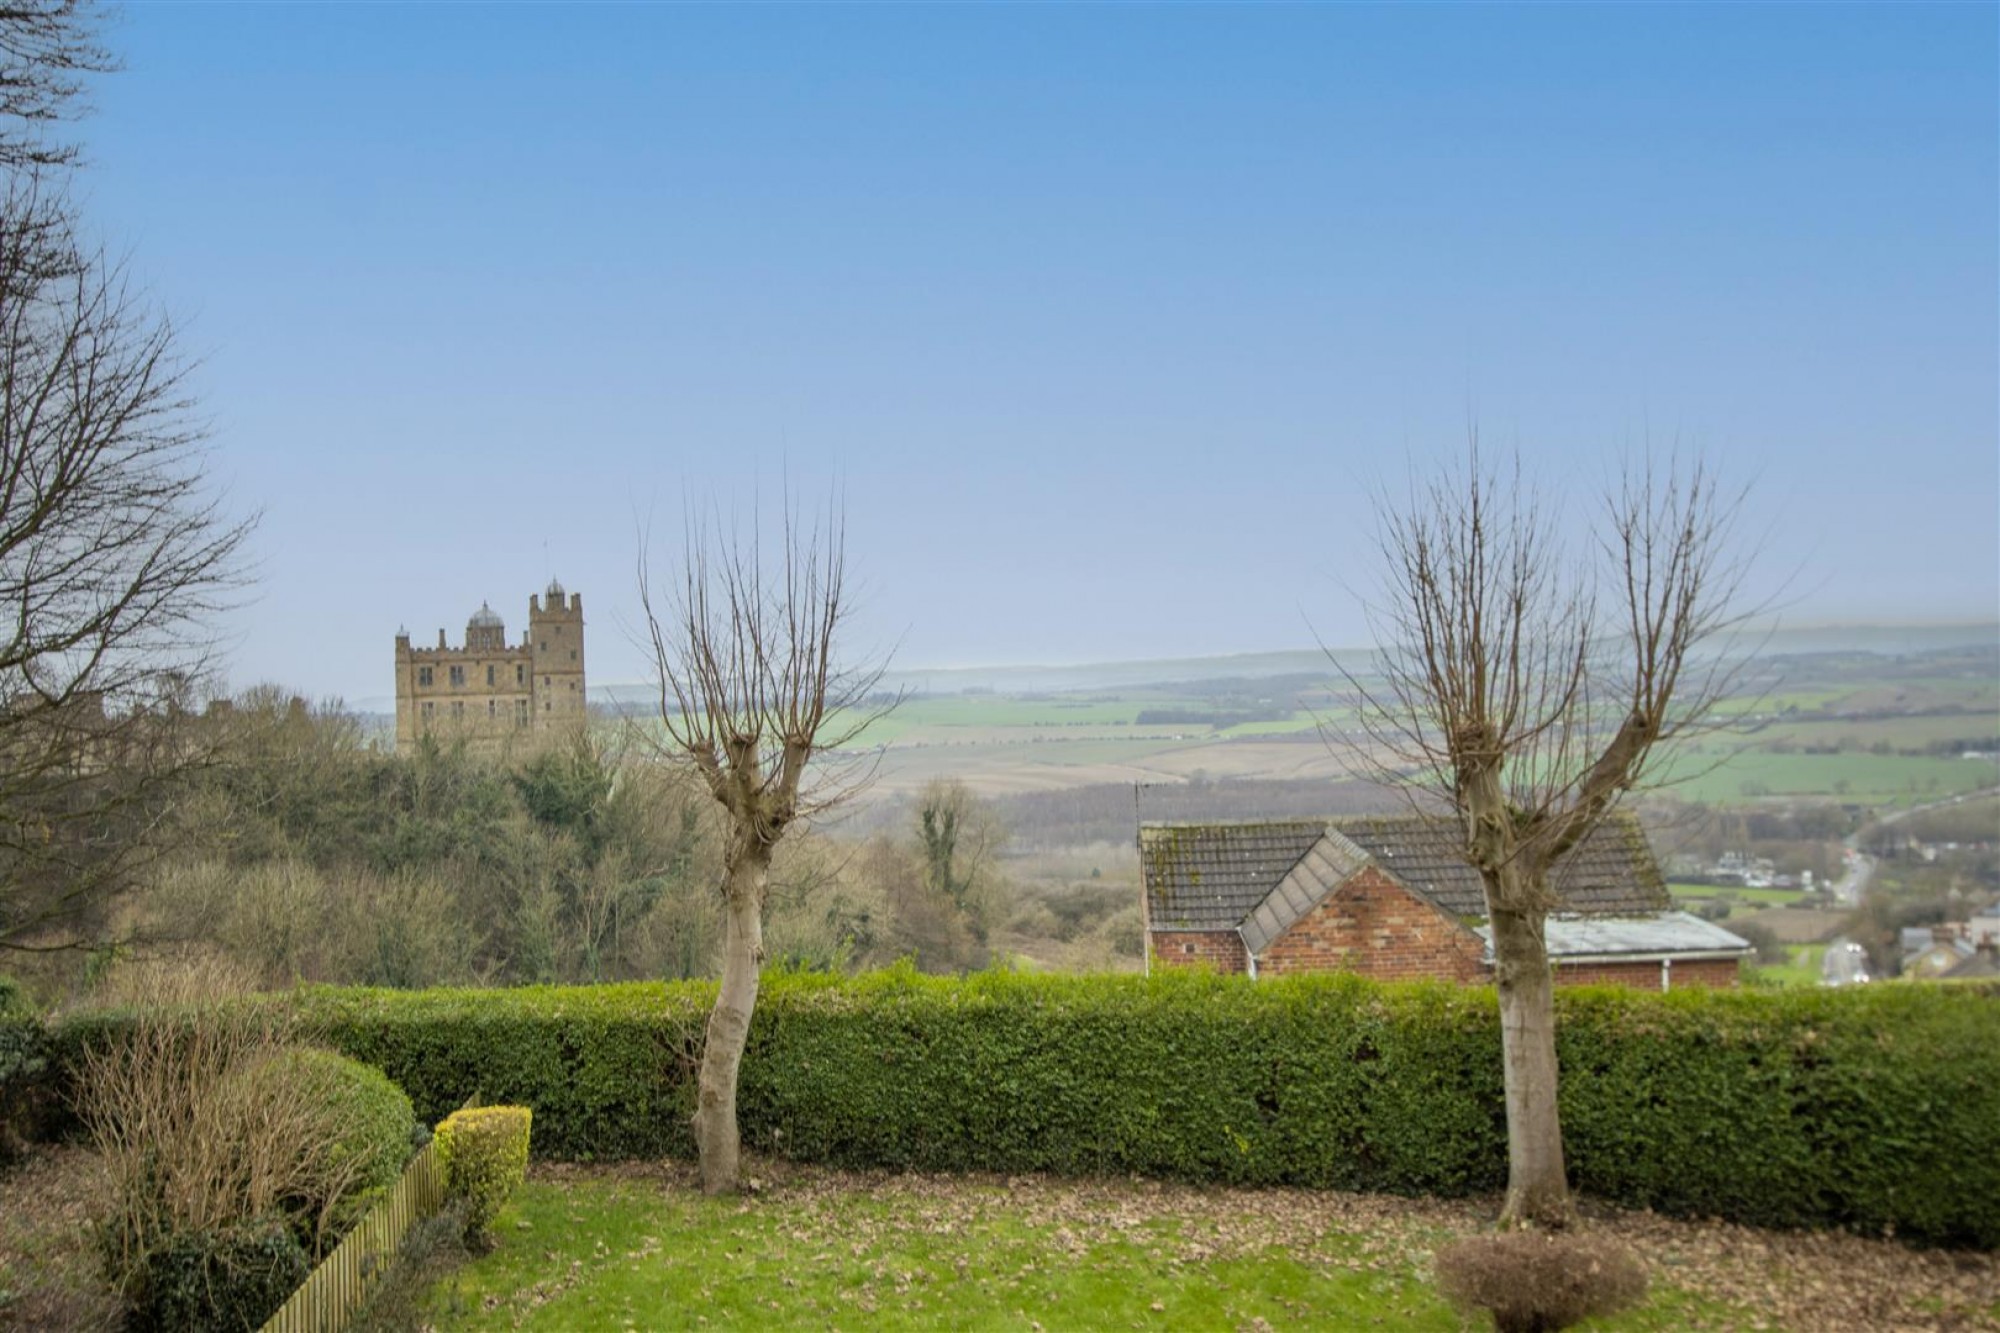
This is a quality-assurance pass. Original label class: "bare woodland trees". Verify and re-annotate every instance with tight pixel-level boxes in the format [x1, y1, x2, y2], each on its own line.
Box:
[1346, 450, 1749, 1230]
[641, 506, 884, 1194]
[0, 4, 251, 952]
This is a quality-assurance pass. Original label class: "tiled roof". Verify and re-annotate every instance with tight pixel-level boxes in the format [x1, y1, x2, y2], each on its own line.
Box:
[1140, 820, 1327, 929]
[1140, 809, 1669, 931]
[1328, 811, 1669, 919]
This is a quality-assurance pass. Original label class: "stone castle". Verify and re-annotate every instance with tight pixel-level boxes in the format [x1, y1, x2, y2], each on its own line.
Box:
[394, 581, 585, 751]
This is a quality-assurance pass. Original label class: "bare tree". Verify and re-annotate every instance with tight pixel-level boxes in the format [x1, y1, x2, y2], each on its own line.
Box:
[1, 0, 111, 171]
[0, 181, 253, 952]
[1343, 447, 1751, 1230]
[639, 502, 887, 1194]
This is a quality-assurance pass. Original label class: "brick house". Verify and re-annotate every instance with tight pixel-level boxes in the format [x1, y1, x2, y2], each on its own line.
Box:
[1139, 811, 1749, 991]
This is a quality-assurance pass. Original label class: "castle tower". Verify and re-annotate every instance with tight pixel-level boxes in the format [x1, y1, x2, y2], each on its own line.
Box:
[528, 579, 586, 731]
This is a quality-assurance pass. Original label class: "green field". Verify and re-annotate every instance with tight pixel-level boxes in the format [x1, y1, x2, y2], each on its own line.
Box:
[1652, 747, 1999, 805]
[1742, 713, 2000, 750]
[1669, 883, 1809, 908]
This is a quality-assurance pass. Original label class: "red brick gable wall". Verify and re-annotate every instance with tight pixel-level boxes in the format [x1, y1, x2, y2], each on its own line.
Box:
[1148, 930, 1247, 974]
[1557, 958, 1740, 990]
[1256, 865, 1485, 981]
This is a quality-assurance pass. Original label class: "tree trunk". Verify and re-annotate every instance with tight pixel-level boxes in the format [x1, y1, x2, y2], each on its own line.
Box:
[694, 847, 767, 1194]
[1489, 903, 1573, 1230]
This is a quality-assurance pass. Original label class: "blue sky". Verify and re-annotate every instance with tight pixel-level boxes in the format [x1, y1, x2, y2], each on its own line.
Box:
[75, 3, 1999, 703]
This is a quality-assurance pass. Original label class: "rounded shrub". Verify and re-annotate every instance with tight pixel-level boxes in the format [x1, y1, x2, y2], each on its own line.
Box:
[434, 1105, 532, 1245]
[280, 1048, 416, 1203]
[220, 1046, 415, 1245]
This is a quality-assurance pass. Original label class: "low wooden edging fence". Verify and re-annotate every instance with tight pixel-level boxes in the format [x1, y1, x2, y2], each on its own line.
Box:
[260, 1139, 445, 1333]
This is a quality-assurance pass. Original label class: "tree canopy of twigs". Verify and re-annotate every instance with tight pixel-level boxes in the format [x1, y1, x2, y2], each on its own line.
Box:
[1337, 444, 1754, 1231]
[0, 180, 252, 951]
[1347, 449, 1752, 880]
[641, 505, 885, 846]
[0, 0, 111, 171]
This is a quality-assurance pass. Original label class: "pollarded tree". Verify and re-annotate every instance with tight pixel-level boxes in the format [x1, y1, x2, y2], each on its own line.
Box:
[639, 502, 887, 1194]
[1344, 448, 1751, 1230]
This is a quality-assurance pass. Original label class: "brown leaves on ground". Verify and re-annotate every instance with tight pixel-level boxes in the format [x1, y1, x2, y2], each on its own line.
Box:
[538, 1158, 2000, 1333]
[0, 1144, 121, 1331]
[7, 1146, 1997, 1332]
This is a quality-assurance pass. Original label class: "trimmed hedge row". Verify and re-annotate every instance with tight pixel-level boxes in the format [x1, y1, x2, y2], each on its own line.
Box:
[48, 969, 2000, 1247]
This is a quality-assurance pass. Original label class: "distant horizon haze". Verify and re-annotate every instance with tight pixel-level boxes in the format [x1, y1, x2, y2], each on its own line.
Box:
[336, 617, 2000, 717]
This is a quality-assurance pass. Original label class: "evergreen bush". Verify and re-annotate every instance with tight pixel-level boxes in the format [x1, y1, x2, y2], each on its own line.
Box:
[48, 971, 2000, 1247]
[128, 1219, 309, 1333]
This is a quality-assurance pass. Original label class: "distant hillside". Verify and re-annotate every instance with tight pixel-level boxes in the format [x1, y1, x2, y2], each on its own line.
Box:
[586, 620, 1997, 706]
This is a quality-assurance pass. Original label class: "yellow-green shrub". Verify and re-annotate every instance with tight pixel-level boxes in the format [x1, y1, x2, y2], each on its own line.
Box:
[434, 1106, 531, 1241]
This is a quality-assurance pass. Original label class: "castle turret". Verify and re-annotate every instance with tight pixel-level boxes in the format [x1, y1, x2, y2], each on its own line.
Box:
[466, 602, 506, 653]
[528, 579, 586, 729]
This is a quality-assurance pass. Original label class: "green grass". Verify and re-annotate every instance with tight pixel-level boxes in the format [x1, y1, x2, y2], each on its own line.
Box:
[421, 1170, 1747, 1332]
[1654, 747, 2000, 805]
[1668, 883, 1809, 907]
[1749, 945, 1828, 988]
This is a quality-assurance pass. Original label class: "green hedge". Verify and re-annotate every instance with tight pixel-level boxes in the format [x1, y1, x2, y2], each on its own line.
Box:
[49, 970, 2000, 1247]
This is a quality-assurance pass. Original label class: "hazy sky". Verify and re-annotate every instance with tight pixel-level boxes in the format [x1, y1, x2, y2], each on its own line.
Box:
[77, 3, 1998, 704]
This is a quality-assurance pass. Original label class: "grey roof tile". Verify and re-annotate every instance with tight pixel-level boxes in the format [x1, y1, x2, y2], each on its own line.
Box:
[1139, 820, 1327, 929]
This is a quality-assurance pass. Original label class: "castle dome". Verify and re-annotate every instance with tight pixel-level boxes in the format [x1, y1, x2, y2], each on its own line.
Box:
[545, 578, 565, 602]
[469, 602, 504, 630]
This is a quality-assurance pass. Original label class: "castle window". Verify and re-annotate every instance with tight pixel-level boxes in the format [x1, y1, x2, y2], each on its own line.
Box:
[452, 701, 464, 718]
[418, 667, 432, 687]
[539, 641, 547, 652]
[422, 701, 434, 717]
[449, 665, 465, 687]
[569, 649, 576, 661]
[486, 665, 496, 687]
[488, 700, 497, 717]
[544, 676, 551, 687]
[569, 681, 576, 691]
[516, 664, 525, 686]
[516, 699, 529, 727]
[544, 701, 551, 712]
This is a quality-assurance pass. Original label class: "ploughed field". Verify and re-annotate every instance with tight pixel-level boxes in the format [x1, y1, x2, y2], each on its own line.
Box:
[415, 1161, 2000, 1332]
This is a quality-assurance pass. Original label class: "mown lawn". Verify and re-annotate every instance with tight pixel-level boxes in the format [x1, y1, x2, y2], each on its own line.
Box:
[412, 1164, 2000, 1332]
